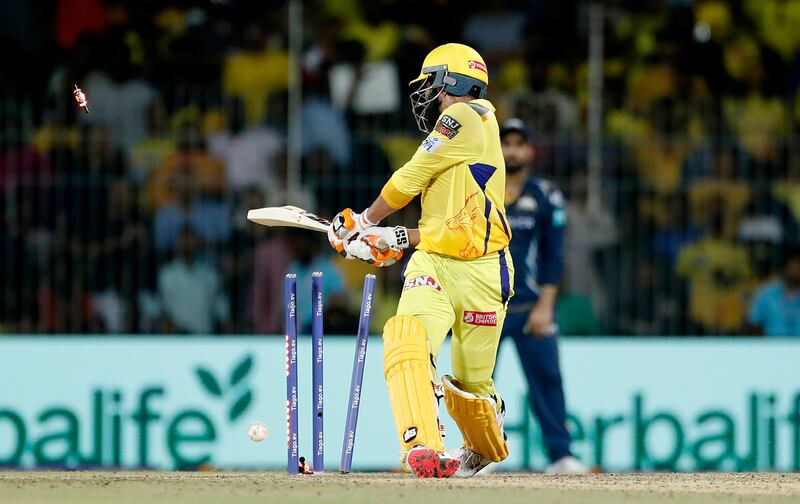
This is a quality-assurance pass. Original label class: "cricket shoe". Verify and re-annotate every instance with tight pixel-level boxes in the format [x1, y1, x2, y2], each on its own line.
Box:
[406, 447, 460, 478]
[454, 397, 507, 478]
[545, 456, 588, 474]
[453, 447, 498, 478]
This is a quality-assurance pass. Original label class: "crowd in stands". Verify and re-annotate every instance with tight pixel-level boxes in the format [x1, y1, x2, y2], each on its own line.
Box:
[2, 0, 800, 337]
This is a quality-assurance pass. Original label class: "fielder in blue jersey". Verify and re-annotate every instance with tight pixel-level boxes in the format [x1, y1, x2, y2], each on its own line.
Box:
[501, 119, 587, 474]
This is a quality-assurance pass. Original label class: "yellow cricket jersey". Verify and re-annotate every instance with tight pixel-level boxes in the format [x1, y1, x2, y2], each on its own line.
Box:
[380, 99, 510, 259]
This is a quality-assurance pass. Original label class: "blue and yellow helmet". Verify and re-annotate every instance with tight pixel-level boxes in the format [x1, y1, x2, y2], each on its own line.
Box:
[409, 43, 489, 133]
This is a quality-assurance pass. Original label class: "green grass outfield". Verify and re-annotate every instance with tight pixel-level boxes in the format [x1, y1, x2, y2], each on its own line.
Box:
[1, 471, 799, 504]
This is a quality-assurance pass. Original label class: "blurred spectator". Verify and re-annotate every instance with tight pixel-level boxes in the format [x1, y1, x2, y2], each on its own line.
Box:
[146, 123, 226, 210]
[652, 193, 702, 268]
[0, 110, 52, 196]
[563, 171, 618, 325]
[80, 37, 159, 154]
[249, 232, 293, 334]
[223, 23, 289, 125]
[304, 15, 343, 86]
[329, 40, 402, 116]
[92, 179, 154, 333]
[688, 147, 750, 239]
[510, 65, 580, 138]
[744, 0, 800, 60]
[266, 151, 316, 210]
[302, 78, 353, 167]
[153, 171, 230, 252]
[748, 247, 800, 337]
[677, 201, 752, 334]
[340, 1, 400, 62]
[223, 187, 268, 333]
[347, 137, 393, 211]
[208, 98, 283, 193]
[37, 255, 103, 334]
[609, 100, 689, 195]
[56, 126, 124, 248]
[738, 184, 799, 281]
[722, 64, 788, 170]
[302, 148, 339, 213]
[462, 0, 527, 60]
[129, 102, 176, 184]
[158, 227, 229, 334]
[0, 123, 52, 332]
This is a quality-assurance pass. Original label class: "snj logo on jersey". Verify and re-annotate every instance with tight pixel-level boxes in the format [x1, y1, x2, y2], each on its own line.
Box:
[435, 115, 462, 139]
[463, 311, 497, 326]
[468, 60, 487, 73]
[404, 275, 442, 291]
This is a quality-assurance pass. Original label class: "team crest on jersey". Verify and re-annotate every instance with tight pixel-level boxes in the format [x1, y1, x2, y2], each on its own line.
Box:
[404, 275, 442, 291]
[463, 310, 498, 326]
[468, 60, 487, 74]
[435, 115, 462, 139]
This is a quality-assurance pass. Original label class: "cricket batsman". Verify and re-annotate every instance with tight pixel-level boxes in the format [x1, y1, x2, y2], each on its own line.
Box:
[501, 119, 586, 474]
[328, 43, 513, 478]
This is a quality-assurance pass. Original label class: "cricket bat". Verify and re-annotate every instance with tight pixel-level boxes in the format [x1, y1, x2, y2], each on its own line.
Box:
[247, 206, 331, 232]
[247, 206, 390, 249]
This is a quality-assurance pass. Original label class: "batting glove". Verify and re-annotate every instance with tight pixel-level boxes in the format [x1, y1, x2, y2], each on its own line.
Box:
[327, 208, 377, 257]
[344, 236, 405, 267]
[358, 226, 410, 251]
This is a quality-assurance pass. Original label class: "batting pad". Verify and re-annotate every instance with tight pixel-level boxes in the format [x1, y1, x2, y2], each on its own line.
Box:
[443, 376, 509, 462]
[383, 315, 444, 454]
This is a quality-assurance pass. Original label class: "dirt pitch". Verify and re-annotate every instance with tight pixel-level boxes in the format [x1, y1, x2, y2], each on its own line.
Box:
[1, 471, 799, 504]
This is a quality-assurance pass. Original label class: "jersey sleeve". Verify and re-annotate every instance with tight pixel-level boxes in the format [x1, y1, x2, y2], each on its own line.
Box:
[381, 102, 485, 209]
[537, 186, 566, 286]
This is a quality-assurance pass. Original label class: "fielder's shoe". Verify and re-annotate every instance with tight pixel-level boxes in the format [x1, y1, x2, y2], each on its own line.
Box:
[545, 455, 588, 474]
[406, 446, 460, 478]
[453, 447, 497, 477]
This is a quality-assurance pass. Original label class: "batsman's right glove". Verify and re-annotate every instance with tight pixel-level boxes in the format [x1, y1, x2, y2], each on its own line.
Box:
[327, 208, 377, 257]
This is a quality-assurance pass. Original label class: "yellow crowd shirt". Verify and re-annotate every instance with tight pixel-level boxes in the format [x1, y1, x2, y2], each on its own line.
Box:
[380, 99, 510, 259]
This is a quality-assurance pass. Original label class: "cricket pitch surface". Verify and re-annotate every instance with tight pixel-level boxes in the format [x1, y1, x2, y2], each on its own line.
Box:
[1, 471, 799, 504]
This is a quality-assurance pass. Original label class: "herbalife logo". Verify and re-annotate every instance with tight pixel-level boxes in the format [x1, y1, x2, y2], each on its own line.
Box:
[0, 353, 256, 469]
[195, 354, 255, 422]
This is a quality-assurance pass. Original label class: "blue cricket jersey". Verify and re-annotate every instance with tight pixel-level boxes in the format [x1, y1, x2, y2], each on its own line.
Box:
[506, 176, 566, 308]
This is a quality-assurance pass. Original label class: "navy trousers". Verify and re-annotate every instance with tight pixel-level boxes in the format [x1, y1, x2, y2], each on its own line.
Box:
[502, 309, 572, 462]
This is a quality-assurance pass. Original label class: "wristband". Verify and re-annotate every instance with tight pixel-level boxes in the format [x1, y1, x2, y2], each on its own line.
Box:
[360, 208, 379, 227]
[393, 227, 410, 249]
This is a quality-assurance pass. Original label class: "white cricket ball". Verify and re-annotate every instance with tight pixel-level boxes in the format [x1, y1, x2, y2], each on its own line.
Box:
[247, 421, 269, 442]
